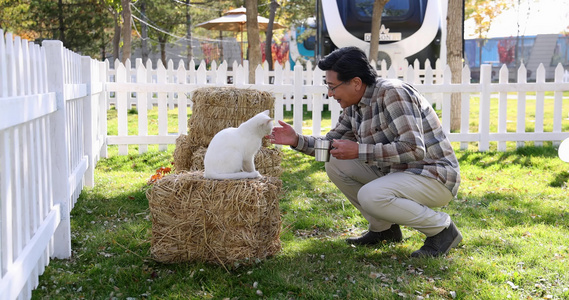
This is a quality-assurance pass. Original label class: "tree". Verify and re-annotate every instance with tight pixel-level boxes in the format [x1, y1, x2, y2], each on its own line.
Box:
[0, 0, 37, 40]
[277, 0, 315, 29]
[465, 0, 510, 39]
[134, 0, 185, 66]
[2, 0, 311, 66]
[24, 0, 112, 59]
[447, 0, 464, 131]
[121, 0, 132, 63]
[104, 0, 122, 62]
[465, 0, 511, 66]
[139, 0, 149, 63]
[185, 0, 192, 68]
[245, 0, 261, 82]
[264, 0, 279, 70]
[368, 0, 390, 61]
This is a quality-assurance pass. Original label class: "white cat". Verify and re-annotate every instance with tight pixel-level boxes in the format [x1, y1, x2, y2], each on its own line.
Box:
[204, 110, 273, 180]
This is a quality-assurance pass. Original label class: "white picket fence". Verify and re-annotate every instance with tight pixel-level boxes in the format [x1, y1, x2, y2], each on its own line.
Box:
[0, 31, 106, 300]
[1, 30, 569, 300]
[105, 57, 569, 154]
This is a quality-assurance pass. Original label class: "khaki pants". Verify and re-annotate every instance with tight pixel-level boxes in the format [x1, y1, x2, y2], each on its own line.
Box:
[325, 156, 454, 237]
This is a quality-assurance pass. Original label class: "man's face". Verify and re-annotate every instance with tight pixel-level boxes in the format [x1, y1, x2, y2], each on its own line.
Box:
[325, 70, 360, 109]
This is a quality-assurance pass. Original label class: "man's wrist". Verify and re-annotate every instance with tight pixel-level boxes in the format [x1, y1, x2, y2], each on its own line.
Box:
[292, 134, 299, 148]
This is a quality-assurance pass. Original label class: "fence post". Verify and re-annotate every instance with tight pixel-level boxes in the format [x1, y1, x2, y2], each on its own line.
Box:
[534, 64, 546, 147]
[167, 60, 175, 110]
[516, 64, 528, 149]
[273, 62, 284, 125]
[101, 60, 109, 158]
[0, 29, 14, 281]
[312, 67, 324, 136]
[441, 66, 452, 134]
[478, 64, 492, 151]
[43, 40, 71, 259]
[553, 64, 565, 147]
[176, 63, 188, 135]
[136, 59, 149, 154]
[460, 65, 471, 150]
[497, 65, 509, 151]
[255, 64, 264, 85]
[116, 63, 128, 155]
[293, 64, 303, 134]
[81, 56, 95, 187]
[157, 63, 168, 151]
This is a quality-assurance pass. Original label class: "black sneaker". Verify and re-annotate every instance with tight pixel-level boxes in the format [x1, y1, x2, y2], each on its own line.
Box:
[411, 221, 462, 258]
[346, 224, 403, 246]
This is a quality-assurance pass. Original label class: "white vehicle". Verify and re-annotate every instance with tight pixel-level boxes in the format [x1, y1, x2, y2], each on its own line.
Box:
[290, 0, 448, 68]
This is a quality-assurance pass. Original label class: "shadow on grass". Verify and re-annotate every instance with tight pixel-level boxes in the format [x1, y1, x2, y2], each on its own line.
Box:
[550, 171, 569, 188]
[457, 145, 559, 169]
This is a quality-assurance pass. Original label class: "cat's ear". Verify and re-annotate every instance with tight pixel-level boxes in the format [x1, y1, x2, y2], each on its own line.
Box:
[262, 110, 270, 115]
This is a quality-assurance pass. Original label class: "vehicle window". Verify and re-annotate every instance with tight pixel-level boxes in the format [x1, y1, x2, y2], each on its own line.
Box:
[353, 0, 411, 19]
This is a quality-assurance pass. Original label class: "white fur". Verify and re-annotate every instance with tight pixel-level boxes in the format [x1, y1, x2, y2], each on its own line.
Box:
[204, 110, 273, 180]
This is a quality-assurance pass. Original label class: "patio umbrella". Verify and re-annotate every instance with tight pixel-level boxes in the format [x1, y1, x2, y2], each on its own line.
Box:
[196, 6, 286, 62]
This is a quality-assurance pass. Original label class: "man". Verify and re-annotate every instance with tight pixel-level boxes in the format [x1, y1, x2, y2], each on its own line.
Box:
[268, 47, 462, 258]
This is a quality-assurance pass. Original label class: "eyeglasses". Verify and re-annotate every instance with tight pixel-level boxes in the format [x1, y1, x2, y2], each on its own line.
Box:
[325, 81, 347, 94]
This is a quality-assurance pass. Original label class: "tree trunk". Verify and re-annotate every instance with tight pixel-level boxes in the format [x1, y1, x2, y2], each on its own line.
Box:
[185, 0, 192, 69]
[140, 0, 149, 63]
[219, 31, 224, 62]
[159, 36, 167, 67]
[447, 0, 464, 132]
[121, 0, 132, 64]
[245, 0, 261, 83]
[369, 0, 389, 62]
[265, 0, 279, 70]
[112, 11, 121, 64]
[218, 0, 224, 62]
[58, 0, 65, 44]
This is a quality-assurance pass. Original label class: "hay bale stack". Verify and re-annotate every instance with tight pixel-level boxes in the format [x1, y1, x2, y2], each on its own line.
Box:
[148, 171, 282, 265]
[187, 87, 274, 147]
[173, 86, 281, 174]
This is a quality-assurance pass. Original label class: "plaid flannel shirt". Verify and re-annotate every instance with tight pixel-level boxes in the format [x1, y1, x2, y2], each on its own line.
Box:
[294, 77, 460, 196]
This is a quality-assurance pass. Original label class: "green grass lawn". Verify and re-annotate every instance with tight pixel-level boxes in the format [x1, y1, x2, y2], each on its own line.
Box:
[32, 105, 569, 299]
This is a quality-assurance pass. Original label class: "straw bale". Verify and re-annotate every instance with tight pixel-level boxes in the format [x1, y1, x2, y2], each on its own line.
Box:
[173, 134, 194, 171]
[253, 147, 283, 177]
[186, 146, 283, 177]
[188, 87, 274, 147]
[148, 171, 282, 265]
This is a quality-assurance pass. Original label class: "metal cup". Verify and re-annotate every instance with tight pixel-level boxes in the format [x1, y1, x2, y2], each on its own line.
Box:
[314, 139, 332, 162]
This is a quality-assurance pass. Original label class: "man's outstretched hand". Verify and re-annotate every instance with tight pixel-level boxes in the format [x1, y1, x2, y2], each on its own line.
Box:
[267, 120, 299, 148]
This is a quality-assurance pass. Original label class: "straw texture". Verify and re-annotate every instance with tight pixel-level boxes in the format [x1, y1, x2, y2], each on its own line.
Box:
[148, 171, 282, 265]
[173, 134, 194, 172]
[187, 87, 274, 147]
[174, 146, 283, 177]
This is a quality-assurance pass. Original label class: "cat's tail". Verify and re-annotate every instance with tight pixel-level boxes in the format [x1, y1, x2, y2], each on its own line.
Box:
[204, 170, 261, 180]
